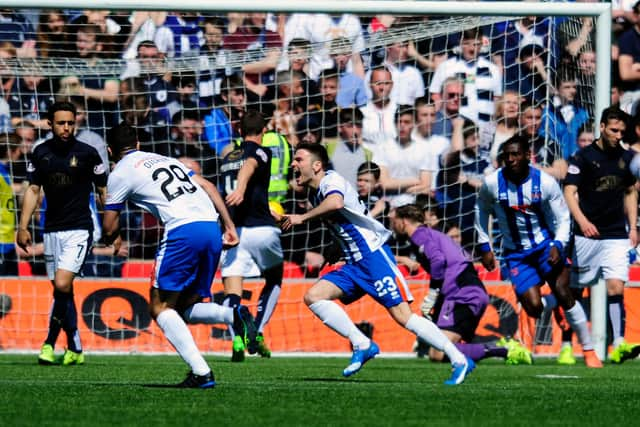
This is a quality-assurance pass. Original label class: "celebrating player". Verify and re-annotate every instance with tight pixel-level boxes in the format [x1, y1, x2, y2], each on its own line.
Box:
[281, 143, 474, 385]
[101, 123, 257, 388]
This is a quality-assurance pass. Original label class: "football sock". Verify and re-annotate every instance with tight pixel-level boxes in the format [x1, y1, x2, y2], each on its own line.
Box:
[405, 314, 466, 365]
[223, 294, 242, 339]
[541, 294, 557, 312]
[565, 302, 593, 351]
[308, 300, 370, 350]
[45, 289, 69, 346]
[455, 343, 497, 361]
[156, 309, 209, 376]
[183, 302, 233, 324]
[63, 293, 81, 353]
[608, 295, 625, 347]
[255, 283, 281, 332]
[561, 327, 573, 344]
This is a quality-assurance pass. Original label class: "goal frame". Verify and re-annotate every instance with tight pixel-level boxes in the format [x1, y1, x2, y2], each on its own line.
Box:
[1, 0, 612, 359]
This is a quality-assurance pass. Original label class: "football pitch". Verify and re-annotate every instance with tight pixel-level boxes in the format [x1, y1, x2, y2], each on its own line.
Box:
[1, 354, 639, 427]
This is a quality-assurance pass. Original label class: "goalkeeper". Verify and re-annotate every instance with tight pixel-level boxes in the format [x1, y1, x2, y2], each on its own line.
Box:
[390, 204, 532, 365]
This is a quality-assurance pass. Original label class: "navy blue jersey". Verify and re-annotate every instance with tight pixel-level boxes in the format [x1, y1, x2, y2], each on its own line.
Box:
[220, 140, 275, 227]
[564, 143, 636, 239]
[28, 137, 107, 232]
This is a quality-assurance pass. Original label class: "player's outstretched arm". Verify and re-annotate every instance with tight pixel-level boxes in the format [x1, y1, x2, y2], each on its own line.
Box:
[281, 193, 344, 230]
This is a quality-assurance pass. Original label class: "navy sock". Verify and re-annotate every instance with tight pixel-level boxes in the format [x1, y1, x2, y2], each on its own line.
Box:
[45, 290, 69, 346]
[223, 294, 241, 309]
[255, 283, 281, 331]
[63, 295, 81, 352]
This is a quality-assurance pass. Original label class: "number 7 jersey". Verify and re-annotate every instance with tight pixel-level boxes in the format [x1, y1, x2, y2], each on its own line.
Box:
[105, 151, 219, 231]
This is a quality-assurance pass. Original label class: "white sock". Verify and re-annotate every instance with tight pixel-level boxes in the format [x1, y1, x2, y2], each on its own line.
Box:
[609, 300, 624, 346]
[156, 309, 210, 376]
[541, 294, 557, 313]
[183, 303, 233, 324]
[257, 285, 281, 332]
[405, 314, 466, 365]
[565, 302, 593, 351]
[308, 300, 370, 350]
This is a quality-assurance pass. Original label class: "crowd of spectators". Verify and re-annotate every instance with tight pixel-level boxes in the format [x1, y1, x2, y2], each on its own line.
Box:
[0, 5, 636, 277]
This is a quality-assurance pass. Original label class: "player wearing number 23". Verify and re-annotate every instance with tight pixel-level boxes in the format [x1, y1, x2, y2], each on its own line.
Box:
[281, 143, 474, 384]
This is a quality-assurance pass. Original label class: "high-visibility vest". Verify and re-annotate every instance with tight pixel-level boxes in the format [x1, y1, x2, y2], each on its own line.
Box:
[234, 131, 291, 203]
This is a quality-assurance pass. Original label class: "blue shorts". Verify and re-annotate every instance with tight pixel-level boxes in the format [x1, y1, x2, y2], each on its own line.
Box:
[322, 245, 413, 308]
[504, 240, 567, 295]
[154, 221, 222, 298]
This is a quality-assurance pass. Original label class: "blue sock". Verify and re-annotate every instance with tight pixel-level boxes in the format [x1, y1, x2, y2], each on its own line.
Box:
[45, 290, 69, 346]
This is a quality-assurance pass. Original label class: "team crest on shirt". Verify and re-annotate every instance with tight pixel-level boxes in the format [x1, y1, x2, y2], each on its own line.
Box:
[156, 90, 167, 102]
[26, 161, 35, 173]
[567, 164, 580, 175]
[70, 156, 78, 167]
[94, 164, 105, 175]
[510, 267, 519, 277]
[619, 158, 627, 170]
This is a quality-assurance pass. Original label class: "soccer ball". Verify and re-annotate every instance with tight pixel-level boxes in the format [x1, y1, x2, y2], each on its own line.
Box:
[0, 293, 12, 318]
[630, 153, 640, 179]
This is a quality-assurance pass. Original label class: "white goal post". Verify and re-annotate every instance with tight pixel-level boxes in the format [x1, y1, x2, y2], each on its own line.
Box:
[0, 0, 612, 359]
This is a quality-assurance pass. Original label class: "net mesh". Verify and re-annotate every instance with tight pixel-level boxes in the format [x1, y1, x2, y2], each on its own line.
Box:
[0, 6, 599, 355]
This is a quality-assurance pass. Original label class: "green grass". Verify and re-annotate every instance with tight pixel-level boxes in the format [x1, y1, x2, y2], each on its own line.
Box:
[1, 354, 640, 426]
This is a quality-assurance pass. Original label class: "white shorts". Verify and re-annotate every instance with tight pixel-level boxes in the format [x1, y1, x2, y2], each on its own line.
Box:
[43, 229, 91, 280]
[221, 226, 283, 278]
[571, 236, 630, 287]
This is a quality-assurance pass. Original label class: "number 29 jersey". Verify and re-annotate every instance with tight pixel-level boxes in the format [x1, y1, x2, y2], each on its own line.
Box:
[105, 151, 219, 232]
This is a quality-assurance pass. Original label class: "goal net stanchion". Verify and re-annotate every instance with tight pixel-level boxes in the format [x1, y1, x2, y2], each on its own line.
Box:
[0, 1, 611, 358]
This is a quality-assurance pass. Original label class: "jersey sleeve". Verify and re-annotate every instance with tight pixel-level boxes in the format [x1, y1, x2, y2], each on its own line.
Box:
[26, 149, 44, 186]
[320, 171, 348, 199]
[542, 173, 571, 247]
[246, 143, 271, 168]
[104, 170, 130, 211]
[474, 175, 495, 249]
[89, 147, 108, 188]
[563, 152, 584, 187]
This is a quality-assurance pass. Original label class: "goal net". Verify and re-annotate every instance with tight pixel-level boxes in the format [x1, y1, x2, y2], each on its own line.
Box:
[0, 3, 613, 356]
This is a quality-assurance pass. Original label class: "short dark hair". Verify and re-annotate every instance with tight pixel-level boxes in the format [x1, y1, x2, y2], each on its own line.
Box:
[47, 101, 76, 122]
[220, 75, 244, 95]
[600, 105, 629, 126]
[318, 67, 339, 83]
[172, 109, 200, 125]
[240, 110, 266, 137]
[393, 204, 424, 224]
[339, 108, 363, 126]
[295, 142, 330, 170]
[107, 123, 138, 154]
[357, 161, 380, 180]
[501, 133, 531, 156]
[395, 104, 415, 122]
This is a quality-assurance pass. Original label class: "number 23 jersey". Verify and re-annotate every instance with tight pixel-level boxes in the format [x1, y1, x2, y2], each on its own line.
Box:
[105, 151, 218, 231]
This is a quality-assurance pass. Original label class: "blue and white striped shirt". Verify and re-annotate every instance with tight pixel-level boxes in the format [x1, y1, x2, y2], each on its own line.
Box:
[311, 170, 391, 263]
[475, 167, 570, 252]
